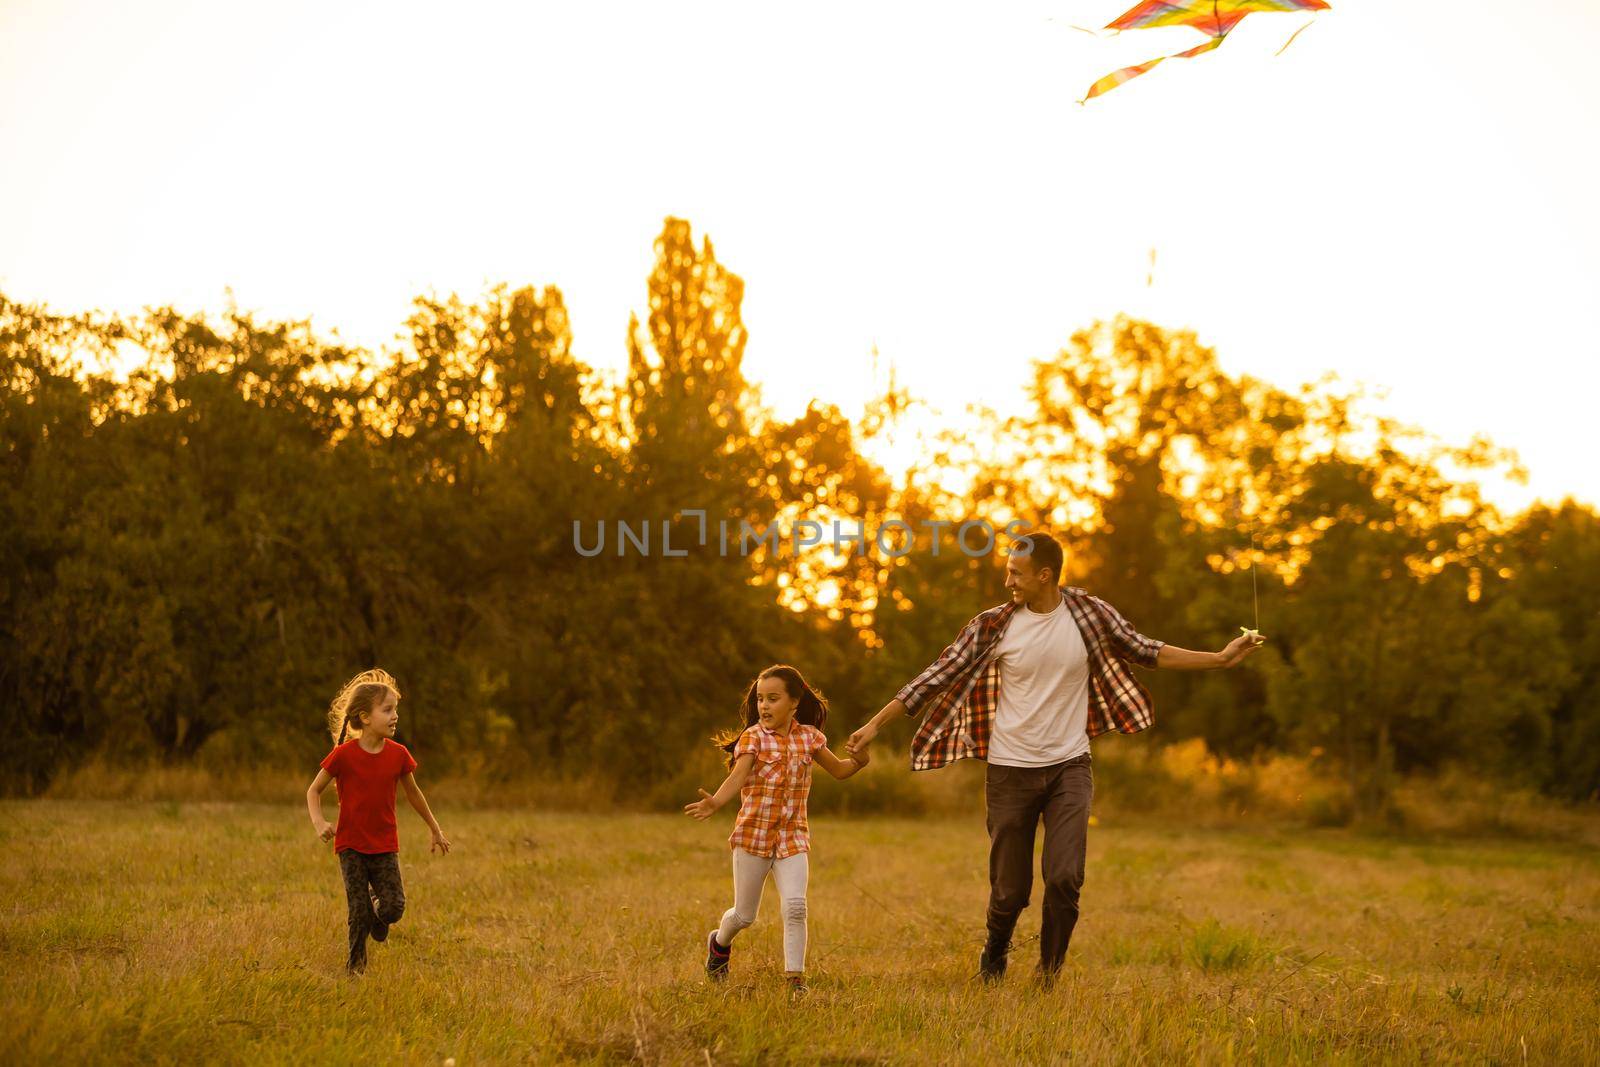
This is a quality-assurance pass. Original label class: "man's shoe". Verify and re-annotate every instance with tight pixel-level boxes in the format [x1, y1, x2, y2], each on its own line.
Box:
[705, 930, 731, 979]
[979, 942, 1009, 982]
[369, 897, 389, 943]
[1033, 963, 1059, 990]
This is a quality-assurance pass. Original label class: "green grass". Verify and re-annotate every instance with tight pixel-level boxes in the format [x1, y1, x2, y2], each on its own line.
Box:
[2, 801, 1597, 1065]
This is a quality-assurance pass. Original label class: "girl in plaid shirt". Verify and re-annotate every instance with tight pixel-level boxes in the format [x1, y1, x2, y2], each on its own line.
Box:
[684, 664, 871, 994]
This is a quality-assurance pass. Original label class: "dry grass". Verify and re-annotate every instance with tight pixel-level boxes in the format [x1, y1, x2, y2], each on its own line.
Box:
[39, 743, 1600, 846]
[2, 798, 1598, 1065]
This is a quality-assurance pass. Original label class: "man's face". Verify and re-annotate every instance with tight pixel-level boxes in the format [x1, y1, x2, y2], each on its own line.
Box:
[1004, 549, 1053, 601]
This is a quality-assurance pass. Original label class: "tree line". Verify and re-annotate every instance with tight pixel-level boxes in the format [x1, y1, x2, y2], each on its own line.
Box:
[3, 217, 1596, 814]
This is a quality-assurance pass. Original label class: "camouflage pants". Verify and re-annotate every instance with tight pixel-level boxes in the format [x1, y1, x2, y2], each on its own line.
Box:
[339, 850, 405, 973]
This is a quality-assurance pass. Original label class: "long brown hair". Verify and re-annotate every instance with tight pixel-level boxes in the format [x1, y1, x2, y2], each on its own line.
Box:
[712, 664, 829, 766]
[325, 668, 401, 746]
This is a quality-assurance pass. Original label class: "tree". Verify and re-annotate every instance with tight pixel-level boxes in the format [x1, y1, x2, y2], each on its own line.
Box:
[623, 217, 753, 512]
[1502, 503, 1600, 800]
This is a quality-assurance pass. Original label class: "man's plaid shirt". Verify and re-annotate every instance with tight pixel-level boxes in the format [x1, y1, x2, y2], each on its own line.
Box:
[896, 588, 1165, 771]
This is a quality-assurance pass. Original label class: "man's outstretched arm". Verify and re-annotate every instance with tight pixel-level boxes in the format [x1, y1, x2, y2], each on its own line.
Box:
[1093, 593, 1262, 671]
[847, 611, 991, 754]
[1156, 632, 1263, 670]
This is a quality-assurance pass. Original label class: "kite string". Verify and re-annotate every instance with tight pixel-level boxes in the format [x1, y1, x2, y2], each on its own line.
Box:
[1276, 18, 1317, 56]
[1251, 517, 1259, 632]
[1225, 0, 1255, 636]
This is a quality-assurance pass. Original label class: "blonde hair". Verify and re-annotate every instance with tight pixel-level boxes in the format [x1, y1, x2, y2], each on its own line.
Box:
[326, 668, 401, 745]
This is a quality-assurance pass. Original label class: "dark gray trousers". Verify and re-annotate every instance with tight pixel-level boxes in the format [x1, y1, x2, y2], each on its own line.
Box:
[339, 849, 405, 972]
[984, 752, 1093, 973]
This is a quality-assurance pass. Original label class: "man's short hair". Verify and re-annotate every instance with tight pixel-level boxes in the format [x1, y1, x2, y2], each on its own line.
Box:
[1013, 530, 1064, 584]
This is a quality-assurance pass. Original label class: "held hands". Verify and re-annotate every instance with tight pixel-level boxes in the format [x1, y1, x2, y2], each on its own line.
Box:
[845, 721, 878, 756]
[851, 742, 872, 769]
[1218, 628, 1266, 668]
[430, 829, 452, 855]
[684, 788, 720, 820]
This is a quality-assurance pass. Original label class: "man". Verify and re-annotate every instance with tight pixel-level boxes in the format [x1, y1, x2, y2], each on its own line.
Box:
[845, 531, 1262, 983]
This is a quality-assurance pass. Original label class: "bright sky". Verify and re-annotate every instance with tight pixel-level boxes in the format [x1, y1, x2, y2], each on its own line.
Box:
[3, 0, 1597, 512]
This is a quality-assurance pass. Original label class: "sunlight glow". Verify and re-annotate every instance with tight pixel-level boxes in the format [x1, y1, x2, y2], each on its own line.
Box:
[1, 0, 1596, 511]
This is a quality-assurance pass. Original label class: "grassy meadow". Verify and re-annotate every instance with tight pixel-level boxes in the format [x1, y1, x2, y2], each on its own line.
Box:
[2, 794, 1598, 1066]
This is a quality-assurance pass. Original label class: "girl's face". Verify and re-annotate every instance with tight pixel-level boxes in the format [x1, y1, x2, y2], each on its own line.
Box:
[362, 692, 400, 739]
[756, 676, 798, 732]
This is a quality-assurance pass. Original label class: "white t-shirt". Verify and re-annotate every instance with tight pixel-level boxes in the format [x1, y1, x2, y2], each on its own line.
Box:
[987, 597, 1092, 768]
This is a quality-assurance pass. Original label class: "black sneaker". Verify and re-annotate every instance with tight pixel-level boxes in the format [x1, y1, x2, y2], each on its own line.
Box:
[978, 941, 1009, 983]
[369, 897, 389, 943]
[705, 930, 730, 979]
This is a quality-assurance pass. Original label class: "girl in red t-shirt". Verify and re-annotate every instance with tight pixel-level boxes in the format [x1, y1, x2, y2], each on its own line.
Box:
[306, 669, 451, 974]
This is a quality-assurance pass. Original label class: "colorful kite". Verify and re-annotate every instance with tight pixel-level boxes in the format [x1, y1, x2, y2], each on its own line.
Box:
[1083, 0, 1331, 101]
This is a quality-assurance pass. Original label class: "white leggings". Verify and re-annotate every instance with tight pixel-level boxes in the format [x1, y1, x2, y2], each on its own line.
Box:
[715, 847, 810, 973]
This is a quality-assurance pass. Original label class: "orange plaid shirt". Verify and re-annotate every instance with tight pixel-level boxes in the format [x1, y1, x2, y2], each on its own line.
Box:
[728, 722, 826, 858]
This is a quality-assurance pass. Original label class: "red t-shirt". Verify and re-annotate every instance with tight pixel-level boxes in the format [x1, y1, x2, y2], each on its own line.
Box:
[319, 739, 418, 854]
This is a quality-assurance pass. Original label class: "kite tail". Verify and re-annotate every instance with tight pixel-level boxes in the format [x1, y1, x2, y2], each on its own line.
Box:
[1081, 33, 1225, 102]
